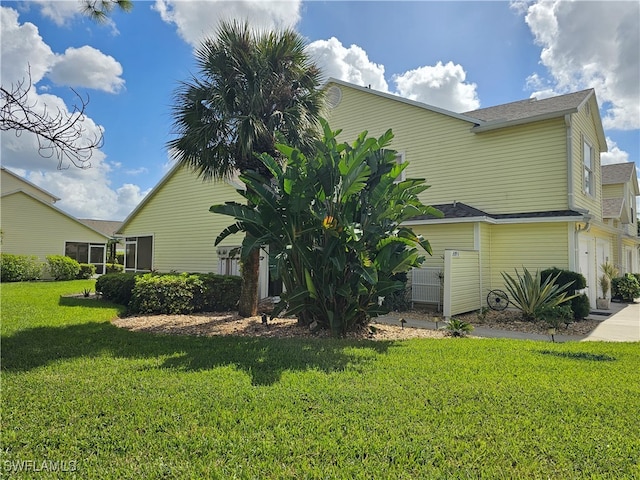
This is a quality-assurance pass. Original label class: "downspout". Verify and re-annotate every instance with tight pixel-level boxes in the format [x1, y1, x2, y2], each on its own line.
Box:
[565, 113, 590, 272]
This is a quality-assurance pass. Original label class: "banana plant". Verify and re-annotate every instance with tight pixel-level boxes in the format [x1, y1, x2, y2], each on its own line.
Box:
[211, 119, 442, 335]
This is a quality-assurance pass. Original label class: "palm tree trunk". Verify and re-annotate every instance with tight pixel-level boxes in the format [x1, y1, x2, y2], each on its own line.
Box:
[238, 239, 260, 317]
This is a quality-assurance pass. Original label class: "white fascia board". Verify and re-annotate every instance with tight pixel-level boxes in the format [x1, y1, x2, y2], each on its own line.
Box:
[470, 109, 577, 133]
[403, 215, 586, 226]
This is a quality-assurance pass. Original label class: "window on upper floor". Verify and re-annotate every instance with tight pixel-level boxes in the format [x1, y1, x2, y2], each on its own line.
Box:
[583, 138, 594, 196]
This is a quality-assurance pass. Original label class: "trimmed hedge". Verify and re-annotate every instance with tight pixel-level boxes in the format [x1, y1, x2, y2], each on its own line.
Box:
[0, 254, 43, 282]
[105, 263, 124, 274]
[77, 263, 96, 279]
[46, 255, 81, 281]
[130, 273, 202, 315]
[96, 273, 141, 306]
[96, 272, 241, 313]
[541, 267, 589, 320]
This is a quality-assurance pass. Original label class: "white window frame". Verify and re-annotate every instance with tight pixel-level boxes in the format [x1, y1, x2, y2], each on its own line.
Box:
[217, 246, 241, 276]
[583, 137, 594, 197]
[394, 152, 406, 183]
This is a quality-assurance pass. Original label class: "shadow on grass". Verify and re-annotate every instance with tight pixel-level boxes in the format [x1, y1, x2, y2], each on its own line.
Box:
[58, 296, 124, 309]
[1, 321, 394, 386]
[536, 350, 617, 362]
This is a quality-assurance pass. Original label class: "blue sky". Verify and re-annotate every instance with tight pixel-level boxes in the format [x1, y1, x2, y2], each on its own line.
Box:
[2, 0, 639, 220]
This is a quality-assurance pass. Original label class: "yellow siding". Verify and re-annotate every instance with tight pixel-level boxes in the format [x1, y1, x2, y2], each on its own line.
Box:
[120, 165, 245, 273]
[444, 250, 481, 317]
[479, 223, 492, 298]
[325, 84, 568, 214]
[1, 170, 57, 204]
[602, 184, 624, 199]
[411, 223, 475, 268]
[1, 192, 107, 261]
[489, 223, 569, 289]
[570, 100, 604, 219]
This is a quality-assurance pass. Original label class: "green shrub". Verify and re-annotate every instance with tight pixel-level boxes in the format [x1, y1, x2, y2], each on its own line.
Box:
[0, 254, 43, 282]
[536, 303, 573, 329]
[612, 274, 640, 302]
[95, 273, 140, 306]
[194, 274, 242, 311]
[541, 267, 588, 319]
[572, 293, 591, 319]
[105, 263, 124, 274]
[444, 318, 473, 337]
[116, 252, 124, 264]
[502, 267, 577, 321]
[46, 255, 80, 281]
[76, 263, 96, 279]
[129, 273, 203, 315]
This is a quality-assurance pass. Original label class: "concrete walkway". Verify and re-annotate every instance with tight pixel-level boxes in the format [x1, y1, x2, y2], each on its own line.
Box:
[375, 300, 640, 343]
[581, 300, 640, 342]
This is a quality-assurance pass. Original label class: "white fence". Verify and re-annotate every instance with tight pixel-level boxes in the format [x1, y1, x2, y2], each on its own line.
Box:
[411, 267, 442, 307]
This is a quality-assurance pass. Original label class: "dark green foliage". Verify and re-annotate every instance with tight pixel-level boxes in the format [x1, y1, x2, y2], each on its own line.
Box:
[115, 252, 124, 264]
[535, 303, 573, 329]
[572, 293, 591, 319]
[541, 267, 588, 319]
[0, 254, 43, 282]
[382, 272, 411, 311]
[105, 263, 124, 274]
[95, 273, 140, 306]
[95, 272, 241, 313]
[612, 274, 640, 302]
[212, 120, 441, 335]
[46, 255, 80, 280]
[193, 274, 242, 311]
[129, 273, 202, 315]
[76, 263, 96, 279]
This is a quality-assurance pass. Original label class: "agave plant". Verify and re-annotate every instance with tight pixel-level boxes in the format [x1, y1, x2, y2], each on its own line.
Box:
[501, 268, 577, 321]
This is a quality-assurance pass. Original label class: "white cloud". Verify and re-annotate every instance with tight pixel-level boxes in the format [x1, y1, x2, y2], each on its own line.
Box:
[1, 7, 55, 85]
[49, 46, 125, 93]
[31, 0, 82, 26]
[26, 167, 150, 221]
[601, 137, 630, 166]
[153, 0, 301, 48]
[307, 37, 389, 91]
[393, 61, 480, 112]
[1, 6, 142, 221]
[522, 0, 640, 130]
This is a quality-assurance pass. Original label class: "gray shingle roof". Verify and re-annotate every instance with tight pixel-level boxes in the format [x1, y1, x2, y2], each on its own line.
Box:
[78, 219, 123, 237]
[413, 202, 584, 221]
[602, 198, 624, 218]
[463, 89, 593, 123]
[601, 163, 636, 185]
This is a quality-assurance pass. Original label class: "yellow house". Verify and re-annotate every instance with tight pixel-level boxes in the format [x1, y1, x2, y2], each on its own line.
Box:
[117, 79, 640, 310]
[323, 79, 639, 310]
[1, 167, 112, 274]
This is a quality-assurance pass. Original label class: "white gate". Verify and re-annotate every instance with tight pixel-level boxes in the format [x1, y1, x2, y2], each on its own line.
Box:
[411, 267, 442, 307]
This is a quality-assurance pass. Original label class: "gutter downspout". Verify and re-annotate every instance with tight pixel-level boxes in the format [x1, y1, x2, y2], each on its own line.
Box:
[565, 114, 590, 273]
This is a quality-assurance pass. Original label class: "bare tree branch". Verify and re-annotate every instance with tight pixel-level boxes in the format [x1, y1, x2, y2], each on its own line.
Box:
[1, 69, 103, 169]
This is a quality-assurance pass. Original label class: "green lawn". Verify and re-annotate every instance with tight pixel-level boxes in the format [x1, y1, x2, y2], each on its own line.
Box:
[2, 281, 639, 479]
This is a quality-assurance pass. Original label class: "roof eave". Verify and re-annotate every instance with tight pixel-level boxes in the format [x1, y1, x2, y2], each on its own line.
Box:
[325, 78, 482, 126]
[470, 108, 577, 133]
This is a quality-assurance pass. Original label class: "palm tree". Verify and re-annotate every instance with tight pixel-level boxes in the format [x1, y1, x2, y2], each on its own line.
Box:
[168, 20, 324, 316]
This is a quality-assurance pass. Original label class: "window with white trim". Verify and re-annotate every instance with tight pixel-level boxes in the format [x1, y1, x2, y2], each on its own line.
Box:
[583, 138, 594, 196]
[124, 236, 153, 272]
[394, 152, 406, 183]
[217, 246, 241, 276]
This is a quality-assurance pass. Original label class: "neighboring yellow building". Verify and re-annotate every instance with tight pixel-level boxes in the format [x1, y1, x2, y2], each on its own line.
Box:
[117, 79, 640, 310]
[1, 168, 112, 274]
